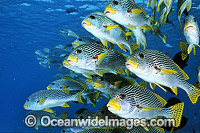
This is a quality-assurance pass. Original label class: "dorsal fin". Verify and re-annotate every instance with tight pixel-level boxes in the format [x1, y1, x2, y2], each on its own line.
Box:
[175, 63, 189, 80]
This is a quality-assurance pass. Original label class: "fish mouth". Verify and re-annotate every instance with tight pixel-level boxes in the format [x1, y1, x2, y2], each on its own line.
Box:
[63, 60, 71, 67]
[125, 62, 133, 69]
[104, 10, 112, 15]
[126, 60, 139, 69]
[81, 21, 87, 27]
[184, 24, 196, 31]
[107, 105, 116, 112]
[24, 104, 28, 109]
[81, 20, 91, 27]
[93, 82, 102, 89]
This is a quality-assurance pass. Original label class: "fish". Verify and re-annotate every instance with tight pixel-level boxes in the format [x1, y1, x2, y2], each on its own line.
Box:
[74, 108, 96, 119]
[59, 29, 79, 39]
[197, 65, 200, 83]
[82, 12, 138, 54]
[24, 110, 67, 130]
[131, 27, 147, 49]
[81, 90, 101, 107]
[125, 49, 200, 104]
[177, 0, 192, 30]
[63, 43, 128, 78]
[147, 0, 158, 23]
[107, 84, 184, 127]
[156, 1, 173, 32]
[72, 37, 99, 48]
[47, 76, 88, 92]
[94, 105, 120, 120]
[35, 50, 49, 59]
[104, 0, 153, 31]
[92, 73, 134, 96]
[180, 15, 200, 60]
[23, 89, 84, 112]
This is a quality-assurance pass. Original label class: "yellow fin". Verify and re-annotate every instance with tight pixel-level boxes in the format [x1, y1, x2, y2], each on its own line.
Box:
[35, 125, 38, 130]
[95, 71, 103, 76]
[157, 67, 178, 75]
[139, 81, 147, 88]
[115, 68, 125, 75]
[38, 97, 46, 105]
[175, 63, 189, 80]
[140, 106, 160, 112]
[110, 43, 114, 49]
[128, 9, 143, 16]
[180, 42, 189, 60]
[101, 40, 108, 47]
[104, 25, 119, 31]
[60, 102, 70, 107]
[43, 108, 55, 113]
[90, 91, 101, 107]
[193, 47, 196, 55]
[154, 82, 167, 92]
[127, 26, 134, 30]
[154, 93, 167, 106]
[83, 74, 92, 79]
[113, 81, 122, 89]
[169, 102, 184, 127]
[157, 0, 164, 11]
[77, 90, 84, 103]
[47, 86, 50, 90]
[116, 43, 126, 52]
[162, 35, 168, 44]
[95, 52, 108, 65]
[187, 85, 200, 104]
[62, 76, 89, 91]
[171, 87, 178, 95]
[150, 83, 156, 89]
[187, 44, 193, 54]
[59, 111, 68, 119]
[60, 86, 69, 94]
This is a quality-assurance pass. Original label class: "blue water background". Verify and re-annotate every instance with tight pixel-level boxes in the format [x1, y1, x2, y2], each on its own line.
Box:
[0, 0, 200, 132]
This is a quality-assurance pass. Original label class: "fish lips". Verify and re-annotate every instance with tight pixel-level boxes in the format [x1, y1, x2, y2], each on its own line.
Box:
[184, 24, 196, 32]
[104, 10, 112, 15]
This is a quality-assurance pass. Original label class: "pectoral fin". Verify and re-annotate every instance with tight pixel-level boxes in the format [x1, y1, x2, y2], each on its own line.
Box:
[83, 74, 92, 79]
[128, 9, 143, 17]
[155, 66, 178, 75]
[37, 97, 46, 105]
[154, 82, 167, 92]
[103, 25, 119, 31]
[116, 43, 126, 52]
[101, 40, 108, 47]
[171, 87, 178, 95]
[35, 125, 39, 130]
[180, 42, 189, 60]
[150, 83, 156, 89]
[139, 81, 147, 88]
[95, 71, 103, 76]
[187, 44, 193, 54]
[43, 108, 56, 114]
[60, 102, 70, 107]
[93, 52, 108, 65]
[59, 111, 68, 120]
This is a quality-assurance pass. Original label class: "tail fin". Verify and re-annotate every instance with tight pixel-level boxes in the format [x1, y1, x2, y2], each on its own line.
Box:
[162, 35, 168, 44]
[180, 42, 189, 60]
[166, 102, 184, 127]
[130, 42, 140, 55]
[77, 90, 84, 103]
[185, 83, 200, 104]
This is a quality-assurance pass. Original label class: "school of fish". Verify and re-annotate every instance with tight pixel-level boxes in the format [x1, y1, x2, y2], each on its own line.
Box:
[24, 0, 200, 132]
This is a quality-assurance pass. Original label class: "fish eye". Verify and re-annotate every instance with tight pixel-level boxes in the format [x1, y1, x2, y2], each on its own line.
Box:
[27, 98, 30, 101]
[101, 111, 105, 114]
[113, 1, 118, 5]
[78, 38, 83, 41]
[138, 53, 144, 59]
[76, 49, 82, 54]
[100, 77, 104, 81]
[51, 83, 55, 85]
[119, 94, 126, 100]
[90, 15, 95, 19]
[193, 18, 196, 22]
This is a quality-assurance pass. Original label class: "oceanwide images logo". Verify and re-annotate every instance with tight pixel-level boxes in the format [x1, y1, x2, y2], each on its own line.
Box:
[24, 114, 176, 129]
